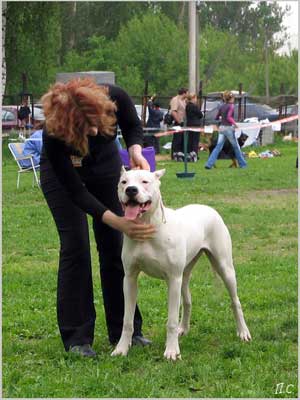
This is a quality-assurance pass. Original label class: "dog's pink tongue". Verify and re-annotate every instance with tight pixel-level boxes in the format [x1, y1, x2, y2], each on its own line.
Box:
[124, 204, 140, 220]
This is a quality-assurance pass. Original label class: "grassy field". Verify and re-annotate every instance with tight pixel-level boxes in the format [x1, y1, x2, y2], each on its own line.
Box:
[2, 136, 298, 398]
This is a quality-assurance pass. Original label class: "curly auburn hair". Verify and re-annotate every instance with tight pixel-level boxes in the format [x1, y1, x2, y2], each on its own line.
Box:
[41, 78, 117, 156]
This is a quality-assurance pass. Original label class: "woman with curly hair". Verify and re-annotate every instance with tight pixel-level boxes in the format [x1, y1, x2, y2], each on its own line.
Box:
[40, 78, 154, 357]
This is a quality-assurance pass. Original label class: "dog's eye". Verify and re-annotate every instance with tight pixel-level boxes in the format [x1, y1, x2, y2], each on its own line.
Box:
[142, 180, 149, 184]
[121, 180, 127, 185]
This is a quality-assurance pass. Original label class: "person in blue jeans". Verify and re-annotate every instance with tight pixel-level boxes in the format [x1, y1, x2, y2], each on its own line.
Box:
[205, 91, 247, 169]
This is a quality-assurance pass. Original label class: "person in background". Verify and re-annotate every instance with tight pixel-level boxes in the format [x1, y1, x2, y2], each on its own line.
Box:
[21, 111, 45, 168]
[169, 87, 188, 161]
[18, 97, 31, 136]
[145, 94, 163, 154]
[40, 78, 154, 357]
[205, 91, 247, 169]
[185, 93, 203, 162]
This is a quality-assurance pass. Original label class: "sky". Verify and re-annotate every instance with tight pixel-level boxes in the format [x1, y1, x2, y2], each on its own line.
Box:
[277, 0, 298, 54]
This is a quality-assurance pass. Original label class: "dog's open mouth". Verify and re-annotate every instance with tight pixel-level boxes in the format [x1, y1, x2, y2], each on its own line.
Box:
[122, 200, 152, 220]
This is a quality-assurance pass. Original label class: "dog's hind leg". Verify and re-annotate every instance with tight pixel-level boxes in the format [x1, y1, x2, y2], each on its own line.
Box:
[178, 259, 198, 336]
[206, 249, 251, 342]
[178, 270, 192, 336]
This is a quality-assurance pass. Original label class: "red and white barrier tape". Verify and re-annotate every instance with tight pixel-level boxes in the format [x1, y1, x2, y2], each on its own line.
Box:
[154, 115, 299, 138]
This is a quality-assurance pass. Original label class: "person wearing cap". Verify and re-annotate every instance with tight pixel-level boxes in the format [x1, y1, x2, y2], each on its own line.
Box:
[205, 91, 247, 169]
[21, 111, 45, 168]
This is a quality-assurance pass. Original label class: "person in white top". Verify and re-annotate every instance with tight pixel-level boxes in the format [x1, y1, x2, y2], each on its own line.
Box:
[169, 87, 188, 161]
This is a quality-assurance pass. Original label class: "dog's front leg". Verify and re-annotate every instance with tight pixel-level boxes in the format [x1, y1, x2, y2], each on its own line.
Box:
[111, 272, 138, 357]
[164, 276, 182, 361]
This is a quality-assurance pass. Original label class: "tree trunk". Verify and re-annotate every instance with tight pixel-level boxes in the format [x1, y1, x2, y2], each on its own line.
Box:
[2, 1, 7, 96]
[178, 2, 186, 26]
[69, 2, 77, 50]
[264, 37, 270, 103]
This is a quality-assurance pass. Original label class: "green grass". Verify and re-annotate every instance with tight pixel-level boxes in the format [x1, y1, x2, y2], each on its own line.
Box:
[2, 137, 298, 398]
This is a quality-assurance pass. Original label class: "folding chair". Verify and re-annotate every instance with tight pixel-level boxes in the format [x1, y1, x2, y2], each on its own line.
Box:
[8, 142, 40, 188]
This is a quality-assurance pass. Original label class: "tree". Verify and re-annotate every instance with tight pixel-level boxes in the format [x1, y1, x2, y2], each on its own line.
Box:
[60, 1, 151, 58]
[268, 50, 298, 95]
[5, 2, 62, 99]
[4, 1, 296, 101]
[62, 35, 110, 72]
[199, 26, 249, 92]
[253, 2, 289, 100]
[60, 1, 77, 63]
[62, 10, 189, 95]
[198, 1, 289, 50]
[110, 12, 189, 95]
[2, 1, 7, 95]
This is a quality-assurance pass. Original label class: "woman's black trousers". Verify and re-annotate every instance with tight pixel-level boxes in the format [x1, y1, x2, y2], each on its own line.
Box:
[40, 164, 143, 351]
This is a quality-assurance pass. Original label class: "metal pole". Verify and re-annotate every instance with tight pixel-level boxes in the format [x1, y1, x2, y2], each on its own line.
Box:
[238, 83, 242, 121]
[189, 1, 197, 93]
[196, 6, 199, 90]
[176, 132, 195, 179]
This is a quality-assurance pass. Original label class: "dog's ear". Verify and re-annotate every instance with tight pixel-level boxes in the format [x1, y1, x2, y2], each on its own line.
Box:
[154, 169, 166, 180]
[120, 165, 127, 175]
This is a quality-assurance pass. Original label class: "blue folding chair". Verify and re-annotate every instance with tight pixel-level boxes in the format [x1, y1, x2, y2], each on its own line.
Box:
[8, 142, 40, 188]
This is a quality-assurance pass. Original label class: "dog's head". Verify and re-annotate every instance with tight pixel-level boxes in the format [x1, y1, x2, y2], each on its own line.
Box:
[238, 133, 248, 146]
[118, 169, 165, 220]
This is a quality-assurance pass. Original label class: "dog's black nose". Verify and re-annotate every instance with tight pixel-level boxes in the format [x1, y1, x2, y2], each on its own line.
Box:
[125, 186, 139, 198]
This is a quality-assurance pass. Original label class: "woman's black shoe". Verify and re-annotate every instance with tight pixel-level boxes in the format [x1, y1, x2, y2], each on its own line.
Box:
[132, 335, 152, 346]
[69, 344, 97, 357]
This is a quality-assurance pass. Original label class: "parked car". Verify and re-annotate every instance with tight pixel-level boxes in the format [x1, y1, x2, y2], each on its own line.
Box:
[31, 106, 44, 121]
[2, 105, 45, 132]
[243, 103, 279, 122]
[286, 104, 298, 115]
[284, 104, 298, 134]
[2, 107, 19, 131]
[202, 100, 279, 124]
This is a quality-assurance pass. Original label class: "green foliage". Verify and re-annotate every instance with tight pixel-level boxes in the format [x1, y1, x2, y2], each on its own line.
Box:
[110, 12, 189, 94]
[3, 1, 297, 99]
[2, 138, 298, 397]
[61, 11, 189, 95]
[62, 35, 110, 72]
[198, 24, 297, 96]
[268, 50, 298, 95]
[198, 1, 288, 50]
[199, 26, 244, 91]
[5, 2, 61, 98]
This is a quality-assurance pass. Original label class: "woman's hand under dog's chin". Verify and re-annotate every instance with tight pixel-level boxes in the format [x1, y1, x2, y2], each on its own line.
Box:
[102, 210, 156, 241]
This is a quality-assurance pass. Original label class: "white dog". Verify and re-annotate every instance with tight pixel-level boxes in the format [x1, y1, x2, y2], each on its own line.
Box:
[112, 169, 251, 360]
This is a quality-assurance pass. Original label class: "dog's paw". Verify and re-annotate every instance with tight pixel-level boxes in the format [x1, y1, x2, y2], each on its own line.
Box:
[111, 343, 131, 357]
[164, 347, 181, 361]
[237, 328, 252, 342]
[178, 325, 189, 336]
